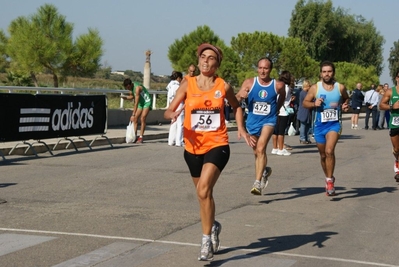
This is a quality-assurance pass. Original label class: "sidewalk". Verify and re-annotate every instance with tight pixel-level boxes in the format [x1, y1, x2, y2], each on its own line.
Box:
[0, 113, 363, 158]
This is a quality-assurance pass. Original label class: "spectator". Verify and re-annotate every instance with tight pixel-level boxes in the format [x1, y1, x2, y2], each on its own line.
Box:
[364, 84, 379, 130]
[350, 82, 364, 129]
[297, 80, 312, 144]
[166, 71, 184, 146]
[271, 70, 294, 156]
[376, 84, 385, 129]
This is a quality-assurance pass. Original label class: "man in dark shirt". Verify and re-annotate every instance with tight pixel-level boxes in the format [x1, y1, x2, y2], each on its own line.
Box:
[350, 82, 364, 129]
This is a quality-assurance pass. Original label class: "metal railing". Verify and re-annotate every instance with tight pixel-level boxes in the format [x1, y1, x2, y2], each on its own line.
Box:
[0, 86, 168, 110]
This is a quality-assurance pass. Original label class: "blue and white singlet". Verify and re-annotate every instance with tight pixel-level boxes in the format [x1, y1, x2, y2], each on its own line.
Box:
[246, 77, 278, 135]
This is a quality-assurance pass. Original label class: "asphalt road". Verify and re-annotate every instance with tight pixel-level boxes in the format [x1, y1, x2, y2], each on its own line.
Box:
[0, 118, 398, 267]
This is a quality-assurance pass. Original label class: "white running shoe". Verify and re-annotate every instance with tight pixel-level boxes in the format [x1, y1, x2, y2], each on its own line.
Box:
[261, 167, 272, 189]
[271, 148, 278, 154]
[250, 181, 262, 195]
[198, 238, 213, 261]
[277, 149, 291, 156]
[211, 221, 222, 253]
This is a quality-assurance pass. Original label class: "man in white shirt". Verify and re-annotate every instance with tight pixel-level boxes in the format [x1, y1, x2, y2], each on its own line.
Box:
[364, 84, 380, 130]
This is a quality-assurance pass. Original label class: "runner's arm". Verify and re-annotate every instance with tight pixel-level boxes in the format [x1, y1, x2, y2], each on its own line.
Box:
[303, 84, 317, 109]
[379, 89, 392, 111]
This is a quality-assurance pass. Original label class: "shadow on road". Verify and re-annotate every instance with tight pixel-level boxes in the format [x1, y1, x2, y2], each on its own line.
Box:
[0, 146, 129, 166]
[260, 186, 397, 203]
[0, 183, 17, 188]
[261, 187, 326, 203]
[205, 231, 338, 266]
[338, 134, 363, 140]
[330, 186, 397, 201]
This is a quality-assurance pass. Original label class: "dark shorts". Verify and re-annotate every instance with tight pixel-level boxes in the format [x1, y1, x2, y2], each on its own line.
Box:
[273, 116, 289, 135]
[352, 107, 361, 114]
[389, 128, 399, 137]
[184, 145, 230, 177]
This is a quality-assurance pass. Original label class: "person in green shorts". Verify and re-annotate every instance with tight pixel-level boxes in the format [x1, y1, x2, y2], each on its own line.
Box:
[379, 70, 399, 182]
[122, 78, 152, 143]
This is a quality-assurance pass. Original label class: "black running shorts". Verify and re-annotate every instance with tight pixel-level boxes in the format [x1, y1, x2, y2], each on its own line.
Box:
[184, 145, 230, 178]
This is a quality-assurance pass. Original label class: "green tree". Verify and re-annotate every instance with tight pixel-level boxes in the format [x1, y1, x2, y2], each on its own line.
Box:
[6, 71, 33, 86]
[167, 25, 239, 86]
[388, 40, 399, 84]
[6, 4, 103, 87]
[279, 37, 319, 81]
[230, 31, 284, 84]
[64, 28, 103, 78]
[231, 31, 283, 70]
[0, 29, 8, 72]
[334, 62, 378, 91]
[289, 0, 384, 75]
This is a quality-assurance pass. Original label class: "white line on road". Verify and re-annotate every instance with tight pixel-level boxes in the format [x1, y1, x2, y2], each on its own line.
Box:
[0, 227, 397, 267]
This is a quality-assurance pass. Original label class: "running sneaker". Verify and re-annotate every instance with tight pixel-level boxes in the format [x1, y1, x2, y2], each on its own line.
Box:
[394, 160, 399, 173]
[277, 149, 291, 156]
[251, 181, 262, 195]
[261, 167, 272, 190]
[136, 136, 143, 143]
[271, 148, 278, 154]
[198, 238, 213, 261]
[211, 221, 222, 253]
[325, 177, 335, 196]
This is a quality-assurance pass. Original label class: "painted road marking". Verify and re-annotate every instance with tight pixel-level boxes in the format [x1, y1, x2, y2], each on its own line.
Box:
[93, 242, 171, 267]
[0, 228, 398, 267]
[0, 233, 55, 257]
[53, 242, 142, 267]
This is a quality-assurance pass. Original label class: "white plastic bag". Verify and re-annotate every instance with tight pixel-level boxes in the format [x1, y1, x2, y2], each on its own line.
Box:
[288, 122, 296, 136]
[125, 122, 136, 143]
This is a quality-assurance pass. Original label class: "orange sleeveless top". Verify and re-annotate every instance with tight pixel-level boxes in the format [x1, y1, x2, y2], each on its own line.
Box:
[184, 76, 228, 154]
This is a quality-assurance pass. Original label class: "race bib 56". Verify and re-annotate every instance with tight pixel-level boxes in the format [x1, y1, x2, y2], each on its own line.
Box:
[191, 109, 221, 131]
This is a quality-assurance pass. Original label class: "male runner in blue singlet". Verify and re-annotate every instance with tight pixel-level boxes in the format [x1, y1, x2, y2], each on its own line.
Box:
[236, 57, 286, 195]
[302, 61, 350, 196]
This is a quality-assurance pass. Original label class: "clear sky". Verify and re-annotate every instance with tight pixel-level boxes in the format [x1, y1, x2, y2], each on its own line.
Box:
[1, 0, 398, 86]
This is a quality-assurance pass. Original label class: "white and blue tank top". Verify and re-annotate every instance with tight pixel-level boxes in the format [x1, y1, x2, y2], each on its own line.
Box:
[314, 81, 342, 127]
[246, 77, 278, 129]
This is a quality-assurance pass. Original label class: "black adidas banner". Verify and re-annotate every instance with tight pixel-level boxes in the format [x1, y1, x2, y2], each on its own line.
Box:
[0, 94, 107, 142]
